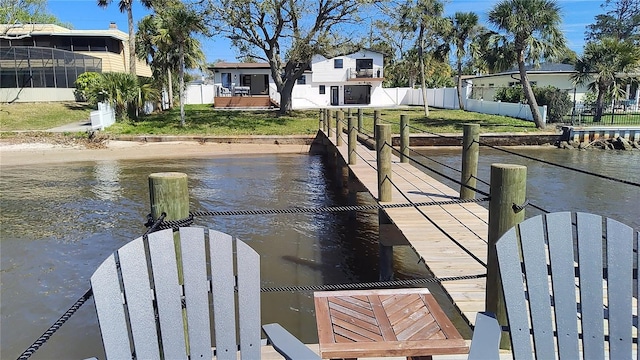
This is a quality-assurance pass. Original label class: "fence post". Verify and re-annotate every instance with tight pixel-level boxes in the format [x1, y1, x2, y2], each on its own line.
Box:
[400, 114, 409, 163]
[460, 124, 480, 199]
[486, 164, 527, 349]
[357, 108, 363, 132]
[348, 115, 357, 165]
[336, 110, 344, 146]
[319, 109, 324, 130]
[328, 110, 334, 137]
[374, 110, 381, 140]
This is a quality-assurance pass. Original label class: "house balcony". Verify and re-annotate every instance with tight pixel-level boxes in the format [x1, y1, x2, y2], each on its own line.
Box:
[347, 67, 383, 81]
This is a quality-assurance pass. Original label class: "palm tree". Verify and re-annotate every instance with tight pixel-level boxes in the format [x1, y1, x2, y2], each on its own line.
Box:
[153, 3, 207, 126]
[447, 12, 479, 110]
[488, 0, 567, 128]
[400, 0, 447, 116]
[572, 38, 640, 122]
[97, 0, 152, 75]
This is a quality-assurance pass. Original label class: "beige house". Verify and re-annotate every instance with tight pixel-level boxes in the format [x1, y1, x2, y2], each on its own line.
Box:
[1, 23, 151, 102]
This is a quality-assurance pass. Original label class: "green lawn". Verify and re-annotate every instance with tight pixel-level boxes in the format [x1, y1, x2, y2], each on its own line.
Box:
[0, 102, 93, 131]
[1, 102, 542, 135]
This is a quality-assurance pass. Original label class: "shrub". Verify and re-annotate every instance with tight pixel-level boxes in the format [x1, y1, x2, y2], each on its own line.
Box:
[74, 72, 103, 104]
[533, 86, 572, 123]
[495, 85, 572, 123]
[494, 85, 525, 103]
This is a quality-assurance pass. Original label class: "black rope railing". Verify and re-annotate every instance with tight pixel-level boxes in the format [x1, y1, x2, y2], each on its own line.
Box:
[388, 143, 491, 197]
[475, 140, 640, 187]
[17, 289, 94, 360]
[385, 174, 489, 267]
[189, 197, 489, 218]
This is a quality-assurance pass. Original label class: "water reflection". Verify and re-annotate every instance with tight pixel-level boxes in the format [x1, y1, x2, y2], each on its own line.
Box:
[91, 160, 122, 202]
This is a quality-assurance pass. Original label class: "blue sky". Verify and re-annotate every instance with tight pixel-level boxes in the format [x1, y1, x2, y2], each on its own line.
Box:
[47, 0, 603, 63]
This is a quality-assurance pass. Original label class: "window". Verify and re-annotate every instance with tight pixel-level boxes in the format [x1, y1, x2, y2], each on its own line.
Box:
[297, 75, 306, 85]
[334, 59, 343, 68]
[319, 85, 325, 94]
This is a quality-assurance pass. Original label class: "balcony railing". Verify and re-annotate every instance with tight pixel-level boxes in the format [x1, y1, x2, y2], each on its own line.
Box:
[347, 67, 383, 80]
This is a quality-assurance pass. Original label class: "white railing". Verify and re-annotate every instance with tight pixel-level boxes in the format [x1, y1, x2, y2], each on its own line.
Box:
[90, 102, 115, 130]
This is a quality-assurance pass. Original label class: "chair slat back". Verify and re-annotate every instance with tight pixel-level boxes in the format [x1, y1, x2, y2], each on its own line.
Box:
[91, 227, 262, 359]
[546, 212, 580, 359]
[605, 217, 634, 358]
[495, 212, 637, 359]
[180, 227, 213, 359]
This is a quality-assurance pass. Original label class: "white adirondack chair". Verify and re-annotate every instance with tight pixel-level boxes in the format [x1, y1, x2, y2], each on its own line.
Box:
[90, 227, 320, 359]
[469, 212, 638, 359]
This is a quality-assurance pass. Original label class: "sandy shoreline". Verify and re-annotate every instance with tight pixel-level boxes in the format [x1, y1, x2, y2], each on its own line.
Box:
[0, 140, 312, 166]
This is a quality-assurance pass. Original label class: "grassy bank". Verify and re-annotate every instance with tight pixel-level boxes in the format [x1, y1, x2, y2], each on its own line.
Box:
[0, 102, 93, 131]
[1, 102, 542, 135]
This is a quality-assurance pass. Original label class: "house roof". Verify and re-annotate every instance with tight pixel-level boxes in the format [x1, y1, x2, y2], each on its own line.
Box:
[210, 62, 271, 69]
[0, 23, 129, 41]
[468, 63, 576, 80]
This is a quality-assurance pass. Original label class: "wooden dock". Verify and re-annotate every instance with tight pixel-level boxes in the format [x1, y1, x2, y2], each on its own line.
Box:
[323, 130, 490, 329]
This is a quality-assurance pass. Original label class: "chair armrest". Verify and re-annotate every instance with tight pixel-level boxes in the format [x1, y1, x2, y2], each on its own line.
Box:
[468, 312, 502, 360]
[262, 323, 320, 360]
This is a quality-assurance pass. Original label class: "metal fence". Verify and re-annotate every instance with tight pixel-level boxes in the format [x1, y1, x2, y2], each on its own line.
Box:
[564, 100, 640, 126]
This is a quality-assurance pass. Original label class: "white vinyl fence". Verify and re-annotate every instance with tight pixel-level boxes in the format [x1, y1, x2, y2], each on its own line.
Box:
[466, 99, 547, 123]
[90, 102, 115, 130]
[185, 84, 216, 104]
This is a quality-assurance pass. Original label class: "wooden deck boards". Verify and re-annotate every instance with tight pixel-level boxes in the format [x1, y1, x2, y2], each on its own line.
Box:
[328, 134, 490, 327]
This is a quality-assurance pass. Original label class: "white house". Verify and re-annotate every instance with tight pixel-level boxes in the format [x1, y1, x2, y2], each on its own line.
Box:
[465, 63, 589, 103]
[290, 49, 386, 108]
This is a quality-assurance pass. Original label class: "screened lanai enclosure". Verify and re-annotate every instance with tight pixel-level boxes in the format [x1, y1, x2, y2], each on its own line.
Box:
[0, 46, 102, 89]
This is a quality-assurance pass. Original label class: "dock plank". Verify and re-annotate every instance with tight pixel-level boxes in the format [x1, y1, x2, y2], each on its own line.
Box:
[327, 134, 489, 328]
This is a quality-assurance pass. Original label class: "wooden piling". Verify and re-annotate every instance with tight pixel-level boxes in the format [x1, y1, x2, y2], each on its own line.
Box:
[357, 108, 363, 132]
[328, 110, 334, 137]
[336, 110, 344, 146]
[376, 124, 392, 202]
[373, 110, 381, 140]
[400, 114, 409, 163]
[149, 172, 189, 221]
[348, 115, 357, 165]
[486, 164, 527, 349]
[319, 109, 324, 131]
[460, 124, 480, 199]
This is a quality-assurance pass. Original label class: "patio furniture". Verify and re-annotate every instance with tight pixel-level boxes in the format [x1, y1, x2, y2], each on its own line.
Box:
[314, 288, 469, 359]
[469, 212, 638, 359]
[90, 227, 319, 360]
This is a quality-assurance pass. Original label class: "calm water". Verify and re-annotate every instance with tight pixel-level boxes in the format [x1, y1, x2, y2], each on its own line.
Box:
[414, 147, 640, 230]
[0, 154, 427, 359]
[1, 148, 638, 359]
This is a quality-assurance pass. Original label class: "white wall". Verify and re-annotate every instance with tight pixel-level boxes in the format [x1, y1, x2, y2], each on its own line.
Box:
[311, 50, 383, 83]
[1, 88, 75, 102]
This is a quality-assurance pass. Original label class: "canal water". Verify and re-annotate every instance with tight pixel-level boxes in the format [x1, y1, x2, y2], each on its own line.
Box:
[1, 148, 638, 359]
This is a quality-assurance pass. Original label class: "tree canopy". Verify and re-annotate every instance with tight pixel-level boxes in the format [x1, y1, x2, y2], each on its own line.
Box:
[586, 0, 640, 44]
[1, 0, 69, 28]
